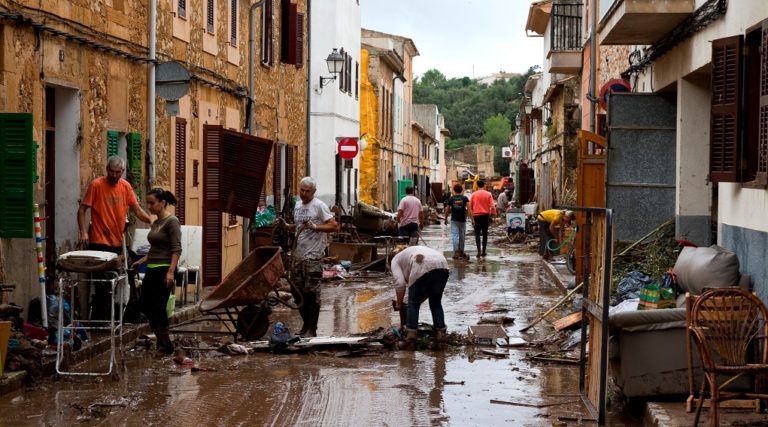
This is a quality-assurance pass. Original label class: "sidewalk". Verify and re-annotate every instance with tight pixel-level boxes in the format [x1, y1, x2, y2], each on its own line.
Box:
[0, 303, 199, 397]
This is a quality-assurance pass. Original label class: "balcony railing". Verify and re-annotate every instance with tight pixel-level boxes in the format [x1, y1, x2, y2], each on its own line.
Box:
[551, 3, 583, 51]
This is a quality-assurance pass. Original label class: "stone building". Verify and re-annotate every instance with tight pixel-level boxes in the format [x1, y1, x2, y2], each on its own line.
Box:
[445, 144, 496, 180]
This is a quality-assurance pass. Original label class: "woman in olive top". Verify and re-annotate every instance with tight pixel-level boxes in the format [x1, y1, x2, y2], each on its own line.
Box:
[537, 209, 574, 261]
[132, 188, 182, 355]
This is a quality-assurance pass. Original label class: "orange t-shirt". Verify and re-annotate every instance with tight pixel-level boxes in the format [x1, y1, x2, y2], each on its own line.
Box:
[82, 177, 138, 247]
[469, 189, 497, 216]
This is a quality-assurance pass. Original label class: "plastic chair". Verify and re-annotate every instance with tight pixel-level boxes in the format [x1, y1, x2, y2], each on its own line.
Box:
[688, 288, 768, 426]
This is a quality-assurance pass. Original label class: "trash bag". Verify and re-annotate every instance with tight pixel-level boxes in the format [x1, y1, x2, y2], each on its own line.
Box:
[616, 271, 653, 304]
[269, 322, 298, 352]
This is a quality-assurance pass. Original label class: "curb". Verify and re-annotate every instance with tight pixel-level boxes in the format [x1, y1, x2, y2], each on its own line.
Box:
[0, 304, 200, 397]
[541, 259, 572, 293]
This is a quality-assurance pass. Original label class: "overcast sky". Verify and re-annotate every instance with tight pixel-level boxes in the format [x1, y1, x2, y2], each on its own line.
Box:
[360, 0, 543, 80]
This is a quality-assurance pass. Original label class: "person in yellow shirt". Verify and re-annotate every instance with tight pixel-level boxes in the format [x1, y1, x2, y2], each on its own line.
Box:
[537, 209, 575, 260]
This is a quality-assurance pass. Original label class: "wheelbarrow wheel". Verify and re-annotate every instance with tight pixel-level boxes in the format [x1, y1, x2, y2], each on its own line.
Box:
[237, 303, 272, 340]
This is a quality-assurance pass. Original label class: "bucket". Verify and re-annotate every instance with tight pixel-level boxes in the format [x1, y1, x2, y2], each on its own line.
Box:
[522, 203, 537, 216]
[506, 210, 526, 230]
[0, 321, 11, 376]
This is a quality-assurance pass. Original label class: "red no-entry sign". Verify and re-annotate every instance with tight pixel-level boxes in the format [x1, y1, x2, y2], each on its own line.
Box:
[337, 137, 359, 160]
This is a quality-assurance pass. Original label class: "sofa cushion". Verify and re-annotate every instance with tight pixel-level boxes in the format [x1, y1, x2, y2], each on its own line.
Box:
[673, 245, 739, 295]
[609, 307, 686, 333]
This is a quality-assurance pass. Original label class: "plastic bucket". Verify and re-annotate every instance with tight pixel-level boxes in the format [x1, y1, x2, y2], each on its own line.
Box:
[0, 321, 11, 376]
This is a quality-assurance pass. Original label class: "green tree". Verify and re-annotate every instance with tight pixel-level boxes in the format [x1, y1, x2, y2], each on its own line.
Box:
[482, 114, 512, 147]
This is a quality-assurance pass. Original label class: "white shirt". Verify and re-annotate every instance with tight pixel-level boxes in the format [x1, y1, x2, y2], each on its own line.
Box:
[294, 197, 334, 259]
[391, 245, 448, 290]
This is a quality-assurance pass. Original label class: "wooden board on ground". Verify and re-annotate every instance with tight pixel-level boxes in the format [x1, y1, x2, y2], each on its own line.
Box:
[553, 312, 582, 331]
[685, 396, 760, 413]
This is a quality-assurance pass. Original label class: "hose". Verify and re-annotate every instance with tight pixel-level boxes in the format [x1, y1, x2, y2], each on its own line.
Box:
[546, 225, 578, 252]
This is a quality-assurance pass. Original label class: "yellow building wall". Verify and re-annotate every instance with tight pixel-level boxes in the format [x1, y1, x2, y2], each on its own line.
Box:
[359, 48, 380, 206]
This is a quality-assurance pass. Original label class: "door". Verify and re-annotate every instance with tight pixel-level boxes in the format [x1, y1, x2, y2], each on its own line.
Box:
[606, 93, 676, 242]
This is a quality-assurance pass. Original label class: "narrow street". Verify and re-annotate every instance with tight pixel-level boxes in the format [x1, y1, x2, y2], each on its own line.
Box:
[0, 225, 616, 426]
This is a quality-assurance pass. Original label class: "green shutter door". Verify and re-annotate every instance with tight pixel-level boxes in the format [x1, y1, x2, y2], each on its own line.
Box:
[0, 113, 35, 238]
[127, 132, 142, 186]
[107, 130, 119, 158]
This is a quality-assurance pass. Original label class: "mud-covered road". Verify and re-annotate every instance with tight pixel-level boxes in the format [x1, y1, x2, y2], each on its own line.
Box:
[0, 225, 639, 426]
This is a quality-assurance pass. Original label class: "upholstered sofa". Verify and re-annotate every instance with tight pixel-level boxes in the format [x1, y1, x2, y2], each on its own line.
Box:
[608, 245, 749, 398]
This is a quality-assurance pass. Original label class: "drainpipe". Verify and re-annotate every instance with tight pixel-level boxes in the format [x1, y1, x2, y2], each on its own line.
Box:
[148, 0, 156, 186]
[305, 0, 312, 175]
[588, 0, 597, 133]
[392, 73, 405, 209]
[245, 0, 266, 257]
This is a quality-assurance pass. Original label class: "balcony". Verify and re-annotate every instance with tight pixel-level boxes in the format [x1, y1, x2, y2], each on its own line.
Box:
[599, 0, 694, 45]
[548, 3, 582, 74]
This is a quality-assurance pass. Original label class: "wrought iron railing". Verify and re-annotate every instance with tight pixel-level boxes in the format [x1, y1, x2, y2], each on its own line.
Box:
[551, 3, 583, 51]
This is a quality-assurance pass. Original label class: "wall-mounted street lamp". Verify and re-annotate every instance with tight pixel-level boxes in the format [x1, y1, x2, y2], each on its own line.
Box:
[319, 48, 345, 89]
[524, 103, 533, 115]
[515, 114, 522, 128]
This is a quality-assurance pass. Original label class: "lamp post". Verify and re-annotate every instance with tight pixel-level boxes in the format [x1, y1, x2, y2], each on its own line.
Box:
[319, 48, 344, 89]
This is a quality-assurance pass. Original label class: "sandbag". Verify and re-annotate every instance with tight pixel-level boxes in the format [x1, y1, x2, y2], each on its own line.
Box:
[56, 250, 124, 273]
[673, 245, 739, 295]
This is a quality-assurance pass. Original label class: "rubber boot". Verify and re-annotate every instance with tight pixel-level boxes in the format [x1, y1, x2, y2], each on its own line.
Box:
[297, 305, 310, 336]
[397, 328, 418, 350]
[306, 303, 319, 337]
[431, 327, 447, 350]
[155, 325, 174, 355]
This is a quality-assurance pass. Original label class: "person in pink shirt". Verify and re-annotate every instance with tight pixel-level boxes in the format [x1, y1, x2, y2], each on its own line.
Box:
[396, 186, 423, 245]
[468, 180, 496, 258]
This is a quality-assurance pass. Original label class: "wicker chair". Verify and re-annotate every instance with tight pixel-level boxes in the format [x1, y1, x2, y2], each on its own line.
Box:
[689, 288, 768, 426]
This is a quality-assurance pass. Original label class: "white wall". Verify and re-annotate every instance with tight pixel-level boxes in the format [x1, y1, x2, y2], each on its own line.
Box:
[309, 0, 361, 210]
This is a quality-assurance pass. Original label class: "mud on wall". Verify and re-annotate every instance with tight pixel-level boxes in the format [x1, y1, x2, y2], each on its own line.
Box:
[359, 48, 380, 206]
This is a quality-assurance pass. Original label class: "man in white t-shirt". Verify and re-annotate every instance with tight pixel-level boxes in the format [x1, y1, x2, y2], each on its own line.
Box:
[391, 245, 450, 349]
[291, 176, 338, 337]
[396, 186, 423, 245]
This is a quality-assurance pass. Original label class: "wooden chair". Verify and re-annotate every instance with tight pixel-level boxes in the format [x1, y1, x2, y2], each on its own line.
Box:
[688, 288, 768, 426]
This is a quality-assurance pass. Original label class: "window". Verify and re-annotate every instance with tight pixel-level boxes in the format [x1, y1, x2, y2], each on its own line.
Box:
[280, 0, 302, 66]
[0, 113, 35, 238]
[346, 54, 352, 94]
[193, 159, 199, 187]
[260, 0, 274, 65]
[355, 61, 359, 99]
[178, 0, 186, 18]
[709, 20, 768, 187]
[228, 213, 238, 226]
[230, 0, 237, 47]
[339, 49, 346, 93]
[206, 0, 215, 33]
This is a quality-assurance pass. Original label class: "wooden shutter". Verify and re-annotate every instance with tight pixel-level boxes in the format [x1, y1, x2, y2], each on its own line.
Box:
[709, 35, 743, 183]
[230, 0, 237, 47]
[757, 21, 768, 186]
[127, 132, 142, 184]
[203, 125, 223, 287]
[346, 54, 352, 93]
[175, 118, 187, 224]
[261, 0, 273, 65]
[0, 113, 35, 238]
[178, 0, 186, 18]
[285, 145, 294, 193]
[355, 61, 359, 98]
[335, 154, 342, 206]
[207, 0, 214, 33]
[295, 13, 304, 68]
[339, 50, 345, 93]
[273, 144, 282, 210]
[107, 130, 119, 158]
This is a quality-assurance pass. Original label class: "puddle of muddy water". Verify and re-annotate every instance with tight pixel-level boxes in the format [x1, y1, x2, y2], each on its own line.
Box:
[0, 225, 641, 426]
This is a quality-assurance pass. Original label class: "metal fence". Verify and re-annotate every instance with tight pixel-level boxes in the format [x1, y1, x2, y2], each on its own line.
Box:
[551, 3, 583, 51]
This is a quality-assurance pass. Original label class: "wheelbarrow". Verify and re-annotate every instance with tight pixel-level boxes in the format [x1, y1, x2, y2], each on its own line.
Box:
[171, 246, 286, 341]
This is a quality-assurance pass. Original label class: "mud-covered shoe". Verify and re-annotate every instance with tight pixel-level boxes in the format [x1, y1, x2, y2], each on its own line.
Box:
[431, 327, 448, 350]
[397, 328, 418, 350]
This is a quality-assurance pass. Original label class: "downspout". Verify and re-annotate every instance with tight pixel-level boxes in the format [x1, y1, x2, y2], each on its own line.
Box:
[392, 73, 405, 209]
[148, 0, 156, 186]
[245, 0, 266, 258]
[305, 0, 312, 175]
[588, 0, 597, 133]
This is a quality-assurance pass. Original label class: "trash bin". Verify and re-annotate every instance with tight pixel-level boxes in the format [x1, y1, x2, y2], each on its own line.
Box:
[0, 321, 11, 376]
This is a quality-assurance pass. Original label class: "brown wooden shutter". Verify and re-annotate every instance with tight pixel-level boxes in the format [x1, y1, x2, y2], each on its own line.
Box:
[757, 21, 768, 186]
[203, 125, 222, 287]
[261, 0, 273, 65]
[175, 118, 187, 224]
[272, 144, 282, 210]
[709, 35, 743, 183]
[295, 13, 304, 68]
[207, 0, 214, 33]
[285, 145, 294, 194]
[230, 0, 237, 47]
[221, 129, 274, 217]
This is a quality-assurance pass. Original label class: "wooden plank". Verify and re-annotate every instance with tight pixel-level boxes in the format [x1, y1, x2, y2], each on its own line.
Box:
[553, 312, 582, 331]
[685, 395, 760, 413]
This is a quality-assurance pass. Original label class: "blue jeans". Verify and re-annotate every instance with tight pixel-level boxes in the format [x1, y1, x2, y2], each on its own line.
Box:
[407, 269, 450, 330]
[451, 221, 466, 253]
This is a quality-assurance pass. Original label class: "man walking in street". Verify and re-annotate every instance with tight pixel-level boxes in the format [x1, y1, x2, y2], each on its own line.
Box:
[77, 156, 152, 319]
[291, 176, 338, 337]
[396, 186, 423, 245]
[468, 180, 496, 258]
[444, 184, 470, 260]
[537, 209, 575, 261]
[391, 245, 449, 350]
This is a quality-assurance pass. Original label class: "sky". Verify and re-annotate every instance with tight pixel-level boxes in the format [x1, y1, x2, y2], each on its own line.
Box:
[360, 0, 543, 80]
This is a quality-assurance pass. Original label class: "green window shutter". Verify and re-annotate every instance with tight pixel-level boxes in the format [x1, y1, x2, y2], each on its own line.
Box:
[107, 130, 119, 158]
[0, 113, 35, 238]
[127, 133, 142, 185]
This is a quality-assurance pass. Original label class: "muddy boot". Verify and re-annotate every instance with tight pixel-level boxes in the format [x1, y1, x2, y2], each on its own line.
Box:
[397, 328, 418, 350]
[305, 303, 320, 337]
[431, 327, 447, 350]
[155, 326, 174, 355]
[297, 306, 310, 336]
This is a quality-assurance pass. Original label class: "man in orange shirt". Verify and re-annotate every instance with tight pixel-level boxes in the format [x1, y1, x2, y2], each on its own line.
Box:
[468, 180, 496, 258]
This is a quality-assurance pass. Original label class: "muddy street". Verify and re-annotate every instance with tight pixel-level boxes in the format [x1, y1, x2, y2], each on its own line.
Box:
[0, 225, 618, 426]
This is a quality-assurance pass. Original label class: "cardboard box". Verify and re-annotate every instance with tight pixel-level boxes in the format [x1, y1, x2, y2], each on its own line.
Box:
[468, 325, 508, 346]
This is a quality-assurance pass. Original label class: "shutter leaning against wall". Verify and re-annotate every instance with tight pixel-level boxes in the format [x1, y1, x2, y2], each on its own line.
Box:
[203, 125, 223, 287]
[175, 118, 187, 224]
[0, 113, 35, 238]
[756, 21, 768, 186]
[107, 130, 119, 158]
[709, 35, 743, 183]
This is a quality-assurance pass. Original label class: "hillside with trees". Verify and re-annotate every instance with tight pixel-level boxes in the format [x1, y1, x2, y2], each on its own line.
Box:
[413, 66, 539, 176]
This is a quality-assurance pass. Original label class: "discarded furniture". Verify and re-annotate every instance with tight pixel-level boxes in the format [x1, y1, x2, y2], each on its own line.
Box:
[54, 250, 128, 377]
[687, 288, 767, 425]
[608, 245, 749, 398]
[328, 242, 377, 264]
[172, 246, 285, 341]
